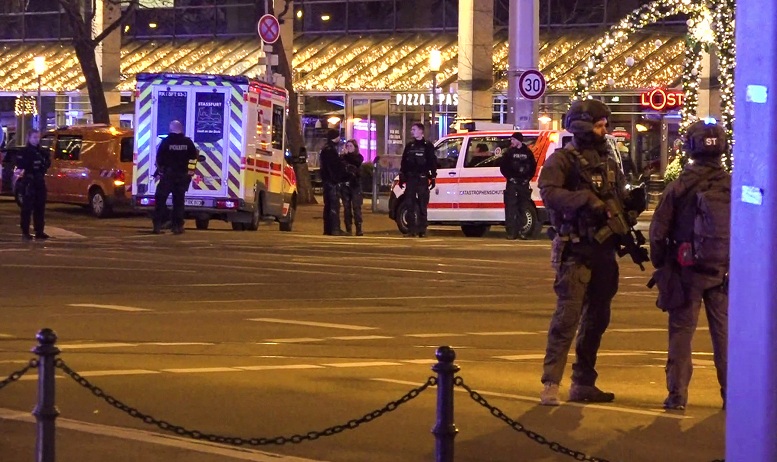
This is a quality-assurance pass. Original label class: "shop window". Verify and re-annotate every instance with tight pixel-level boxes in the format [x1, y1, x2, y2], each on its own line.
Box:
[435, 137, 462, 169]
[55, 136, 83, 161]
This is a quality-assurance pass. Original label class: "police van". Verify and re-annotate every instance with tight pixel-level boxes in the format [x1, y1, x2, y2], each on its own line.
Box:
[388, 130, 626, 238]
[131, 73, 297, 231]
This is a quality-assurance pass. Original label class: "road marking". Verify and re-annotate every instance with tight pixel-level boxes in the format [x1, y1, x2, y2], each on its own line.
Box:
[608, 328, 666, 333]
[184, 282, 276, 287]
[247, 318, 377, 331]
[493, 354, 546, 360]
[193, 294, 524, 304]
[467, 331, 537, 336]
[68, 304, 151, 312]
[44, 227, 87, 239]
[322, 361, 404, 368]
[145, 342, 215, 346]
[405, 333, 467, 338]
[1, 264, 195, 273]
[328, 335, 394, 341]
[78, 369, 160, 378]
[371, 379, 691, 420]
[0, 333, 15, 338]
[494, 352, 649, 361]
[0, 408, 327, 462]
[59, 342, 139, 350]
[262, 338, 324, 344]
[236, 365, 324, 371]
[163, 367, 242, 374]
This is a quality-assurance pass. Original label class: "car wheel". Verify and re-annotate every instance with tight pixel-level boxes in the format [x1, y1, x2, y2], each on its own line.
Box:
[279, 204, 295, 232]
[246, 201, 261, 231]
[90, 188, 112, 218]
[461, 224, 491, 238]
[519, 204, 541, 239]
[394, 199, 410, 235]
[195, 218, 210, 230]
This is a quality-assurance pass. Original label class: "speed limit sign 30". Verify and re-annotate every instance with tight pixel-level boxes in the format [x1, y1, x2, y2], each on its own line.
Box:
[518, 70, 547, 100]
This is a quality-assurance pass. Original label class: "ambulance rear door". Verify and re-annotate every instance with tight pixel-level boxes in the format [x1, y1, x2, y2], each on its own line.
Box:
[147, 85, 231, 202]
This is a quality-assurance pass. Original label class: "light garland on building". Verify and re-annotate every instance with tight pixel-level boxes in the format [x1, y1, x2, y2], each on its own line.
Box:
[713, 0, 736, 169]
[15, 96, 36, 116]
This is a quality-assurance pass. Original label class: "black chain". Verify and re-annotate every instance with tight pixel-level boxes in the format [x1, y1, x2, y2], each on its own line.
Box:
[454, 376, 610, 462]
[0, 359, 38, 391]
[56, 359, 436, 446]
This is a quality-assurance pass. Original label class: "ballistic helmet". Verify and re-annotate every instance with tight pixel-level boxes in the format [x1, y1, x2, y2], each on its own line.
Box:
[684, 119, 727, 158]
[564, 100, 611, 135]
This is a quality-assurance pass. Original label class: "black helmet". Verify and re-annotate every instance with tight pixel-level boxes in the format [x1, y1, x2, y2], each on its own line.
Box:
[564, 100, 611, 135]
[684, 119, 727, 158]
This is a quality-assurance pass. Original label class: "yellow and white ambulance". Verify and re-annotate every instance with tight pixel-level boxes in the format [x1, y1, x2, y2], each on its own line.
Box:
[132, 73, 297, 231]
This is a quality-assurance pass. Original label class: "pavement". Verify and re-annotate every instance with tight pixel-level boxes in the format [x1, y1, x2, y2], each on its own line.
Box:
[0, 196, 724, 462]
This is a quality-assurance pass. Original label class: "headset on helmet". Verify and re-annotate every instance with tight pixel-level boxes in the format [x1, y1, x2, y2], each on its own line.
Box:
[684, 119, 727, 158]
[564, 100, 611, 135]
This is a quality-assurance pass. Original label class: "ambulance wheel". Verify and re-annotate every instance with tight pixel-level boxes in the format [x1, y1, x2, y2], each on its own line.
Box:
[279, 204, 295, 232]
[394, 200, 410, 235]
[519, 204, 541, 239]
[195, 218, 210, 230]
[246, 207, 261, 231]
[89, 188, 112, 218]
[461, 224, 490, 237]
[231, 222, 245, 231]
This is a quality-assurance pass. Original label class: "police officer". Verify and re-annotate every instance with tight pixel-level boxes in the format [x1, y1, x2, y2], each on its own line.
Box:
[320, 128, 348, 236]
[649, 120, 730, 411]
[399, 123, 436, 238]
[538, 100, 640, 406]
[340, 139, 364, 236]
[500, 132, 537, 240]
[153, 120, 197, 235]
[16, 130, 51, 241]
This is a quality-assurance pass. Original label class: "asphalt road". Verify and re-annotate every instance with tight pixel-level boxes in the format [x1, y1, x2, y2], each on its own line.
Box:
[0, 197, 725, 462]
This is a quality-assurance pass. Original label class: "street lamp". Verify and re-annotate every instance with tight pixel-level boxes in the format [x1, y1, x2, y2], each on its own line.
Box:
[33, 56, 46, 130]
[428, 49, 442, 141]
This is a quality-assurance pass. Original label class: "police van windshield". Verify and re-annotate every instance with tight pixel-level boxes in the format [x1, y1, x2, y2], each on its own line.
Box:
[464, 135, 539, 169]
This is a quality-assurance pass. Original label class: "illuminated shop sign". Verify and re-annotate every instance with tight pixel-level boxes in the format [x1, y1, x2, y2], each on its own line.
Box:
[395, 93, 459, 107]
[640, 88, 685, 111]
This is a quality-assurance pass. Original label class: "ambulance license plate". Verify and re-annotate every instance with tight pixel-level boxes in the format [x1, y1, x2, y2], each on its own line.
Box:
[185, 199, 204, 207]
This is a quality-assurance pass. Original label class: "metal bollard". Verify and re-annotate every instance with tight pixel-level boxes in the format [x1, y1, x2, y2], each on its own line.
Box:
[432, 346, 459, 462]
[32, 328, 60, 462]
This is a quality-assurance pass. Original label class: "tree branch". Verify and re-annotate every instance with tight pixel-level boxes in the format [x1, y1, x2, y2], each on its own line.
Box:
[87, 0, 97, 26]
[91, 0, 138, 46]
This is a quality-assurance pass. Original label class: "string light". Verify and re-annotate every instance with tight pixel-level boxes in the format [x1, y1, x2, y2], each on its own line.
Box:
[14, 96, 36, 116]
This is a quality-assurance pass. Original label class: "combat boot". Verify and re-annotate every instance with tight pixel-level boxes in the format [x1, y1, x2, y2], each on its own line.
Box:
[568, 384, 615, 403]
[345, 223, 353, 235]
[355, 223, 363, 236]
[540, 382, 560, 406]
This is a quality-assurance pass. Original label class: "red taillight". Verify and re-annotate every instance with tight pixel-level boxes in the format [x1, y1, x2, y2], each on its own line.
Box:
[114, 170, 126, 182]
[215, 200, 239, 209]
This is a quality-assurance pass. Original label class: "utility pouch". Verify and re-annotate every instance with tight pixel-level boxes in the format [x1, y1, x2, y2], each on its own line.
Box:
[551, 237, 568, 269]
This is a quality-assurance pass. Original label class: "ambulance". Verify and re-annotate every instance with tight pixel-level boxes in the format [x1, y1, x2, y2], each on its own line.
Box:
[131, 73, 297, 231]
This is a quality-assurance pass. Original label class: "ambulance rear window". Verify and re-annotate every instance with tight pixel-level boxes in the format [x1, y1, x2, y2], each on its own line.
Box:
[120, 137, 133, 163]
[271, 104, 284, 150]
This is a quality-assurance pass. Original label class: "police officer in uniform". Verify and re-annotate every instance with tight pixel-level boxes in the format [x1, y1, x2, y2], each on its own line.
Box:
[538, 100, 640, 406]
[153, 120, 198, 235]
[320, 128, 348, 236]
[340, 139, 364, 236]
[399, 123, 437, 238]
[500, 132, 537, 240]
[649, 120, 730, 410]
[16, 130, 51, 241]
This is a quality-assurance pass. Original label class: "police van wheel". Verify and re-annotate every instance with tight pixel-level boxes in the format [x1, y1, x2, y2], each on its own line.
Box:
[461, 224, 490, 238]
[279, 205, 295, 232]
[89, 188, 112, 218]
[394, 200, 410, 235]
[231, 222, 245, 231]
[195, 218, 210, 230]
[519, 204, 541, 239]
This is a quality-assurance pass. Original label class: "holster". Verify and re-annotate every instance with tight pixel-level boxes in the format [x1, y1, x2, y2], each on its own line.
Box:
[649, 264, 685, 312]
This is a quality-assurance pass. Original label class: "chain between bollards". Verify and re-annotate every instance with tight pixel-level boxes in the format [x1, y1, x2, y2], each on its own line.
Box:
[32, 328, 60, 462]
[432, 346, 459, 462]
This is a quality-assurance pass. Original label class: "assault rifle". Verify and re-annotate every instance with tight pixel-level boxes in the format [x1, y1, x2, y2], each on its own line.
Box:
[593, 194, 650, 271]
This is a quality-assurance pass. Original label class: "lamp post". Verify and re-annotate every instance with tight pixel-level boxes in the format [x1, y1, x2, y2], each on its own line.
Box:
[33, 56, 46, 131]
[429, 49, 442, 141]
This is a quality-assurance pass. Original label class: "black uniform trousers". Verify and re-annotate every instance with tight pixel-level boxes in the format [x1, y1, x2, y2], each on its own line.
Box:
[405, 175, 430, 235]
[504, 180, 532, 238]
[322, 181, 341, 235]
[340, 182, 363, 228]
[542, 243, 619, 386]
[666, 271, 728, 405]
[20, 178, 47, 235]
[154, 174, 190, 229]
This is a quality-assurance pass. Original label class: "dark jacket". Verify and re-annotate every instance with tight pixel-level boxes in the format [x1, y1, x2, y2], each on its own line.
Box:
[16, 144, 51, 181]
[156, 133, 197, 176]
[649, 159, 729, 269]
[538, 141, 628, 239]
[400, 138, 437, 178]
[320, 140, 347, 183]
[342, 152, 364, 182]
[500, 144, 537, 182]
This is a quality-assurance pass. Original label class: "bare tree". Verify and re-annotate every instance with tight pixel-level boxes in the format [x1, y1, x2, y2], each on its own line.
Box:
[57, 0, 138, 124]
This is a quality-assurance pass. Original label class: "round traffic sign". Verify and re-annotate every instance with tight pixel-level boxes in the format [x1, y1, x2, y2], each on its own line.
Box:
[518, 70, 547, 101]
[258, 14, 280, 44]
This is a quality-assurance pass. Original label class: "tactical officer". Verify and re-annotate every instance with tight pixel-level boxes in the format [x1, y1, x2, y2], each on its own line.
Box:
[538, 100, 641, 406]
[153, 120, 198, 235]
[340, 139, 364, 236]
[17, 130, 51, 241]
[399, 123, 436, 238]
[320, 128, 348, 236]
[500, 132, 537, 240]
[649, 120, 730, 411]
